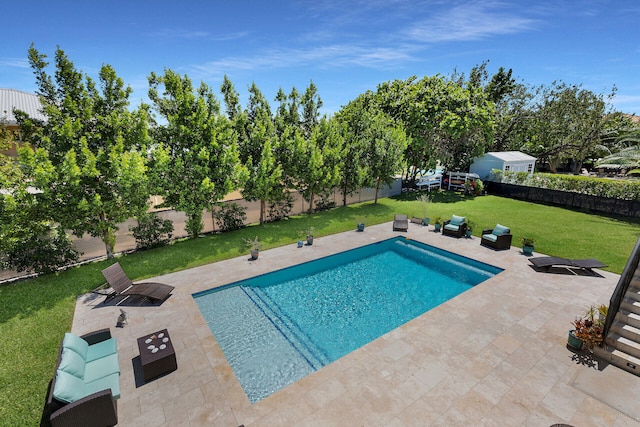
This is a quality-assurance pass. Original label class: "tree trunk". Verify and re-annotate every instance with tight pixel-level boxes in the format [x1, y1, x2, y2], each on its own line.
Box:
[374, 178, 380, 204]
[259, 199, 266, 224]
[308, 191, 315, 214]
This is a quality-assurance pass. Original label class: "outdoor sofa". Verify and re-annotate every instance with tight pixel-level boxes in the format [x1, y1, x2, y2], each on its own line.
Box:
[46, 328, 120, 427]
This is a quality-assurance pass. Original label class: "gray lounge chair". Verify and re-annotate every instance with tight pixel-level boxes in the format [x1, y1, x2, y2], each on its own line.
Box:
[529, 257, 607, 274]
[100, 262, 174, 302]
[393, 214, 409, 231]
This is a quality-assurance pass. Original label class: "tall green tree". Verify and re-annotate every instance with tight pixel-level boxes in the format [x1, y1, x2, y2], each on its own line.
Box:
[17, 45, 151, 258]
[525, 82, 615, 173]
[294, 116, 343, 213]
[363, 110, 409, 203]
[240, 83, 284, 224]
[148, 70, 245, 237]
[335, 94, 372, 205]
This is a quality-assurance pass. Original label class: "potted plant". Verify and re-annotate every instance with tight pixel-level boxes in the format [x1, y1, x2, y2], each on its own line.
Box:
[244, 236, 262, 260]
[418, 194, 431, 225]
[357, 219, 365, 232]
[570, 304, 606, 351]
[521, 236, 535, 255]
[432, 216, 442, 233]
[305, 226, 315, 245]
[464, 220, 476, 238]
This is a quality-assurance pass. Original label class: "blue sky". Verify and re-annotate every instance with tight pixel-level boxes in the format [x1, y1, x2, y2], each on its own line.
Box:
[2, 0, 639, 116]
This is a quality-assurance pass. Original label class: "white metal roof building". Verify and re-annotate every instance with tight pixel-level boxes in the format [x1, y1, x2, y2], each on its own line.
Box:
[469, 151, 537, 180]
[0, 88, 46, 125]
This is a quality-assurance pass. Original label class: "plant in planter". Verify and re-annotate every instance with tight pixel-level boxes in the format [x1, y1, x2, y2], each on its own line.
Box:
[464, 220, 476, 238]
[244, 236, 262, 260]
[305, 226, 315, 245]
[520, 236, 535, 255]
[356, 219, 365, 232]
[418, 193, 431, 225]
[570, 304, 606, 351]
[432, 216, 442, 232]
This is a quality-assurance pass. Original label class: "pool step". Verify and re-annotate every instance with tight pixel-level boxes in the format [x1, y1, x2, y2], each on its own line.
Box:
[241, 286, 330, 369]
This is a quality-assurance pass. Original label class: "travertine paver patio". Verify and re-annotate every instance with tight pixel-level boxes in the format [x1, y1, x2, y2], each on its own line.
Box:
[72, 222, 639, 426]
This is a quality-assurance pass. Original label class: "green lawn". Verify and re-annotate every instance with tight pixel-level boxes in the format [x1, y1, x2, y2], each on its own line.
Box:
[2, 193, 639, 425]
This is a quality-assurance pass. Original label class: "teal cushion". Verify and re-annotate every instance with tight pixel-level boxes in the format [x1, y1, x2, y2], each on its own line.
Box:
[62, 333, 88, 359]
[482, 233, 498, 242]
[444, 223, 459, 231]
[86, 372, 121, 400]
[450, 215, 465, 226]
[84, 353, 120, 382]
[58, 348, 86, 379]
[492, 224, 510, 236]
[86, 338, 117, 362]
[53, 370, 87, 403]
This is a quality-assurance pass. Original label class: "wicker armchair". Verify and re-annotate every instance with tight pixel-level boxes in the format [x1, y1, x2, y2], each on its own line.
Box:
[442, 215, 467, 238]
[480, 224, 513, 250]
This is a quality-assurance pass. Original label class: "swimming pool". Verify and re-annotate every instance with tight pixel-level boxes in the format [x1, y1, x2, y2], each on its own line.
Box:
[193, 237, 502, 403]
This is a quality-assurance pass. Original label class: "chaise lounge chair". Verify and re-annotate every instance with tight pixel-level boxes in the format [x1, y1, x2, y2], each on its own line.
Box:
[393, 214, 409, 231]
[100, 263, 174, 303]
[529, 256, 607, 274]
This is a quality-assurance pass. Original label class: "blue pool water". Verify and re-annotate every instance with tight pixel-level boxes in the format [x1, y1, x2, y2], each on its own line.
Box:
[193, 237, 502, 403]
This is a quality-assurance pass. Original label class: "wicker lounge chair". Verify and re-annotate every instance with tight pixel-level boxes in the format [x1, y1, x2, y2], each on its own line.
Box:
[442, 215, 467, 238]
[100, 262, 174, 302]
[529, 257, 607, 274]
[393, 214, 409, 231]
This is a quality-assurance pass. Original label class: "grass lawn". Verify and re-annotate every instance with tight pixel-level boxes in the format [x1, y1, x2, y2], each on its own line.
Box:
[2, 193, 639, 425]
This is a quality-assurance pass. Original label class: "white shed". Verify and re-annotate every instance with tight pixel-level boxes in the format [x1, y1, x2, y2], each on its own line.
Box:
[469, 151, 537, 180]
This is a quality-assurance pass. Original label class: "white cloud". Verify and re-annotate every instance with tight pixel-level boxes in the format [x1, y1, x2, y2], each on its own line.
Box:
[189, 43, 415, 78]
[405, 2, 538, 43]
[149, 29, 249, 41]
[0, 58, 30, 68]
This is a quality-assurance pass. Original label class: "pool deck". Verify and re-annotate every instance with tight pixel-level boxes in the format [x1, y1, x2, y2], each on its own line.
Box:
[72, 222, 640, 426]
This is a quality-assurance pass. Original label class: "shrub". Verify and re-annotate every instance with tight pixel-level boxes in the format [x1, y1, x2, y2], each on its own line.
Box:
[314, 193, 336, 212]
[213, 202, 247, 232]
[1, 226, 79, 274]
[267, 192, 295, 222]
[493, 170, 640, 200]
[129, 212, 174, 250]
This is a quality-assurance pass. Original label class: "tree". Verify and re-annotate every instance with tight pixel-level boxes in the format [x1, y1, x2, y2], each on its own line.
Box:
[17, 45, 151, 258]
[525, 82, 615, 173]
[335, 94, 372, 205]
[242, 83, 284, 224]
[362, 110, 409, 203]
[294, 116, 343, 213]
[148, 69, 245, 237]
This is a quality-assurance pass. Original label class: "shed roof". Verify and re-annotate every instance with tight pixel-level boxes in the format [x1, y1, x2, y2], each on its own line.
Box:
[0, 88, 46, 125]
[483, 151, 537, 162]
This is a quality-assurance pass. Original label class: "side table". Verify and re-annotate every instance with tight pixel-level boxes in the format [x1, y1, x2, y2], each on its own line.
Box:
[137, 328, 177, 382]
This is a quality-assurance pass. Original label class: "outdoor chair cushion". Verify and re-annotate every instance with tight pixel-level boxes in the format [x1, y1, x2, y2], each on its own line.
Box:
[53, 370, 87, 404]
[85, 338, 117, 362]
[450, 215, 465, 226]
[492, 224, 510, 236]
[58, 348, 86, 378]
[444, 223, 460, 231]
[62, 333, 89, 359]
[83, 353, 120, 383]
[85, 373, 121, 399]
[482, 233, 498, 242]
